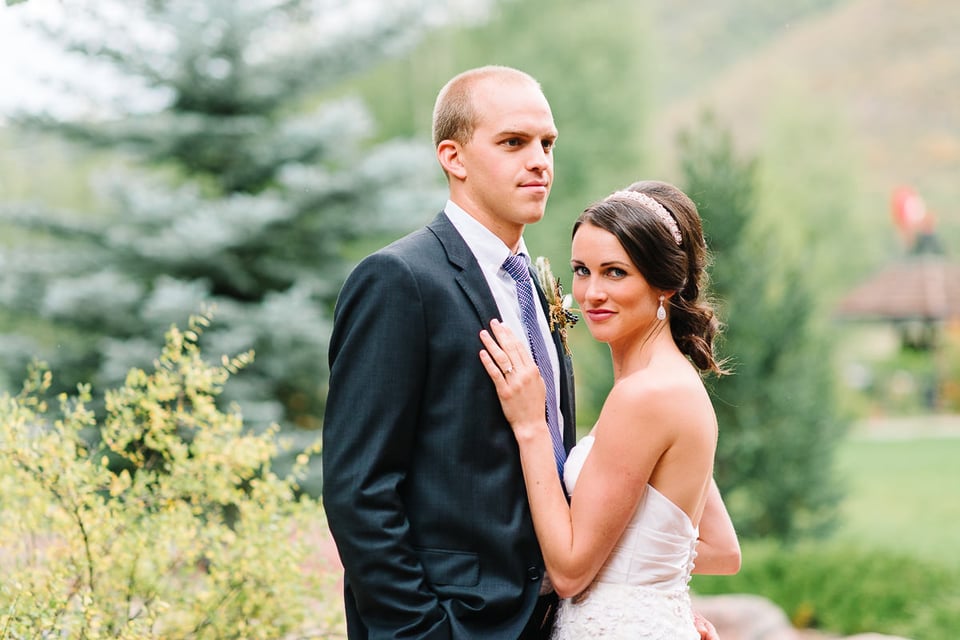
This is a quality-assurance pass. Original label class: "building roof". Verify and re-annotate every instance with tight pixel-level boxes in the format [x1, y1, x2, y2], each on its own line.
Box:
[836, 256, 960, 322]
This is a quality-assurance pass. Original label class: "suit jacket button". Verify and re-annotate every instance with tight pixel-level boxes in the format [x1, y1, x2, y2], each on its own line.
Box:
[527, 566, 541, 582]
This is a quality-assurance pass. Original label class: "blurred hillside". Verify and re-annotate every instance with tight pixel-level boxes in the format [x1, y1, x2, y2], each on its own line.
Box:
[647, 0, 959, 251]
[5, 0, 955, 252]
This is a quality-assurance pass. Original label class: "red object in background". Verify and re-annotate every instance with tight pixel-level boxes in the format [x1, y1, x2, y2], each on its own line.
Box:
[891, 186, 932, 238]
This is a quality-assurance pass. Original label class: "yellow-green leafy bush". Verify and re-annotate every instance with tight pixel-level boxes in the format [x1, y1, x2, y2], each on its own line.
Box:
[0, 313, 341, 638]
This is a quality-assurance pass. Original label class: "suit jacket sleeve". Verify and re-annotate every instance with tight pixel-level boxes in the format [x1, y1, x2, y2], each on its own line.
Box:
[322, 250, 449, 638]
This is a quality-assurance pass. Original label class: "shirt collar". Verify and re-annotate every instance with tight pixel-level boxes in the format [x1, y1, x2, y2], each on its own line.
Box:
[444, 199, 531, 272]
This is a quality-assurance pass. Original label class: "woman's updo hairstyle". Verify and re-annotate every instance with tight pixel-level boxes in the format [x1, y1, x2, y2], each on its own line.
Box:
[572, 180, 728, 375]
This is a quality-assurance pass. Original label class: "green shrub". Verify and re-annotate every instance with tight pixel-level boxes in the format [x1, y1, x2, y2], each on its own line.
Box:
[0, 313, 342, 638]
[692, 540, 960, 639]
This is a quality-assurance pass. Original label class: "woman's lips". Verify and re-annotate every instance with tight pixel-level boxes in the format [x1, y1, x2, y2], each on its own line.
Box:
[585, 309, 615, 321]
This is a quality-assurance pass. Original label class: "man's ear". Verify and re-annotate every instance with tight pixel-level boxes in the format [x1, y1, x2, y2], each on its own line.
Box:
[437, 140, 467, 180]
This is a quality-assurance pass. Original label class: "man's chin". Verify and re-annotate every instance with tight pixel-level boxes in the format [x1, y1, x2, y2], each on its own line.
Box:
[520, 209, 547, 225]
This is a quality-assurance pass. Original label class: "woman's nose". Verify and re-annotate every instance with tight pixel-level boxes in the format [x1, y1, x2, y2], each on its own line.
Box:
[584, 278, 606, 302]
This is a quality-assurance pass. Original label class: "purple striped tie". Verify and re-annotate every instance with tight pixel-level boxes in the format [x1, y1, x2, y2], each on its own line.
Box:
[502, 253, 566, 477]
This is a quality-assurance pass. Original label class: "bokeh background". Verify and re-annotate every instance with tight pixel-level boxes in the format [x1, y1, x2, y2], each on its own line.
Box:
[1, 0, 958, 637]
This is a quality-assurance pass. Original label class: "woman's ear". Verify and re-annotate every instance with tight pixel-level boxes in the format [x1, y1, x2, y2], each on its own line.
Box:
[437, 140, 467, 180]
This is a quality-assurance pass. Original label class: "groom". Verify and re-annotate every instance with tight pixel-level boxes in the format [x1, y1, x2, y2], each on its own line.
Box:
[322, 66, 717, 639]
[323, 65, 573, 638]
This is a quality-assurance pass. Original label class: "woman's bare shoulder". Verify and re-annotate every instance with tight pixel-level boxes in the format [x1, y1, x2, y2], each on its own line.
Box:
[604, 362, 714, 436]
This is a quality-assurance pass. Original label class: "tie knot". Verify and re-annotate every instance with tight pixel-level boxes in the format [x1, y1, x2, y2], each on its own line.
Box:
[502, 254, 530, 283]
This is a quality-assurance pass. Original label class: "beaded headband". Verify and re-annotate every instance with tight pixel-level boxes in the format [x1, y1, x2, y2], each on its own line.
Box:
[605, 190, 682, 245]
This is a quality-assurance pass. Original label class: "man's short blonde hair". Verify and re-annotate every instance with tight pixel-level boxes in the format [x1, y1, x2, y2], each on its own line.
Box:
[432, 65, 541, 148]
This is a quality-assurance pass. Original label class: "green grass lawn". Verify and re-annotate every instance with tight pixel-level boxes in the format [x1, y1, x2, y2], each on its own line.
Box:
[831, 434, 960, 566]
[694, 426, 960, 638]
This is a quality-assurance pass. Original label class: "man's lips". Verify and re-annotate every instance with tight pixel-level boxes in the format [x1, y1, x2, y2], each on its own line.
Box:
[520, 181, 549, 190]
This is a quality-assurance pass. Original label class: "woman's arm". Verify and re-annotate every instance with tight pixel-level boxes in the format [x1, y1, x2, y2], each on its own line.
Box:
[692, 478, 741, 575]
[479, 322, 595, 595]
[479, 320, 670, 597]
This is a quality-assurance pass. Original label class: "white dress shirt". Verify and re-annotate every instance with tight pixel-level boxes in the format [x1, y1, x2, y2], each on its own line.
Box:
[444, 200, 564, 433]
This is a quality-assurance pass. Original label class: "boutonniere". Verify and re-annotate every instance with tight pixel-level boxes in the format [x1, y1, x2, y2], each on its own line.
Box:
[534, 256, 579, 355]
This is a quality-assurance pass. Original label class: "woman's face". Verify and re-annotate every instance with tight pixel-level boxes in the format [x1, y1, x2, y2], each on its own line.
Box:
[570, 222, 661, 347]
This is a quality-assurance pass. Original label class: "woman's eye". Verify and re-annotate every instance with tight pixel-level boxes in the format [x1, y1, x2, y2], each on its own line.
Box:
[573, 266, 589, 277]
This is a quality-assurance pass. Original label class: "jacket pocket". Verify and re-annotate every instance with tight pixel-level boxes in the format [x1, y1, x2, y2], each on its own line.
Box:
[415, 547, 480, 587]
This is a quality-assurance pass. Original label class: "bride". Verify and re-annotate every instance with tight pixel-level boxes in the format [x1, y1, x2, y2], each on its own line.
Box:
[480, 180, 741, 638]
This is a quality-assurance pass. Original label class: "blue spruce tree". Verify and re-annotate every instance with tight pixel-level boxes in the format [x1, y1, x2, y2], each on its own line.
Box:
[0, 0, 457, 490]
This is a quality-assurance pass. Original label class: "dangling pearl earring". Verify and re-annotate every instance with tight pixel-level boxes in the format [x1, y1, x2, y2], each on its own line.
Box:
[656, 295, 666, 321]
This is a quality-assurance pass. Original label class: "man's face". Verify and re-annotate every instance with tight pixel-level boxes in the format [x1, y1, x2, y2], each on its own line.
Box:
[457, 78, 558, 238]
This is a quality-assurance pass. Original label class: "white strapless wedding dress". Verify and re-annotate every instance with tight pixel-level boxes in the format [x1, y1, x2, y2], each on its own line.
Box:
[551, 435, 700, 639]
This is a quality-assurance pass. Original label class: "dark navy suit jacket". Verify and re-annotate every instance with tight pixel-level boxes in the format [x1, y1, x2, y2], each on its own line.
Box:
[322, 212, 576, 639]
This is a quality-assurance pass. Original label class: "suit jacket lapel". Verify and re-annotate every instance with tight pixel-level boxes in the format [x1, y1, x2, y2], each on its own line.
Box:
[429, 212, 576, 447]
[427, 212, 502, 326]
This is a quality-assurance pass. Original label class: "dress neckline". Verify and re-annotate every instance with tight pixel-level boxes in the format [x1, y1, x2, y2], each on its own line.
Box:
[572, 434, 697, 533]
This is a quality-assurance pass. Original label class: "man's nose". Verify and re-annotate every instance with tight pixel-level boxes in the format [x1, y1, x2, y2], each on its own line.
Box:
[527, 145, 550, 170]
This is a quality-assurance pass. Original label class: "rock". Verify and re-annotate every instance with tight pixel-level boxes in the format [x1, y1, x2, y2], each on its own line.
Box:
[693, 594, 800, 640]
[692, 595, 915, 640]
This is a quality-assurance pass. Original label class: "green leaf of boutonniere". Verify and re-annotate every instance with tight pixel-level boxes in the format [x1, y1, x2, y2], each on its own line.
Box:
[534, 256, 579, 355]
